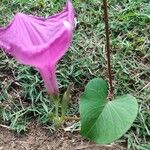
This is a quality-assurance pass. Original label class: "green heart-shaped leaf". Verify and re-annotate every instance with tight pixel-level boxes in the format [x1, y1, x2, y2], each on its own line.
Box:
[79, 78, 138, 144]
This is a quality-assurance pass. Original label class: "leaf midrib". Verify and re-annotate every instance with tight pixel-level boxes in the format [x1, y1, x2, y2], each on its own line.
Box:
[85, 100, 110, 137]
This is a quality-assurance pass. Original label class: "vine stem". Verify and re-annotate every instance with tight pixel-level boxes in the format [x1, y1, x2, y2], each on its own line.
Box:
[103, 0, 113, 99]
[64, 116, 80, 121]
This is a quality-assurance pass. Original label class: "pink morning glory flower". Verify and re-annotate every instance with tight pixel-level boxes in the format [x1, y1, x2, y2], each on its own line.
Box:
[0, 0, 75, 95]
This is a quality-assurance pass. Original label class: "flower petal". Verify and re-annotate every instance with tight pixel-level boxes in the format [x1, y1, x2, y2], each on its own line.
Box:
[0, 0, 75, 95]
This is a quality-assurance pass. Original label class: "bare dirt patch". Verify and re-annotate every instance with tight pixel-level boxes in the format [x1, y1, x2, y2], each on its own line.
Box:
[0, 124, 125, 150]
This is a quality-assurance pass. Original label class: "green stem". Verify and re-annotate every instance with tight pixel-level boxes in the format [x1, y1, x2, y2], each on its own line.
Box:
[51, 94, 60, 119]
[54, 100, 59, 119]
[51, 94, 64, 127]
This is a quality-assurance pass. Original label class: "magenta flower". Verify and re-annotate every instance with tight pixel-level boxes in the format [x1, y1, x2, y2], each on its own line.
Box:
[0, 0, 75, 95]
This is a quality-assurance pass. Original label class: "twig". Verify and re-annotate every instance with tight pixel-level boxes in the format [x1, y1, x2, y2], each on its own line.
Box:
[0, 124, 11, 129]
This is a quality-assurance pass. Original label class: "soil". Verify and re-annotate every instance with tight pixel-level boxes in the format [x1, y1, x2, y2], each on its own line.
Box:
[0, 124, 125, 150]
